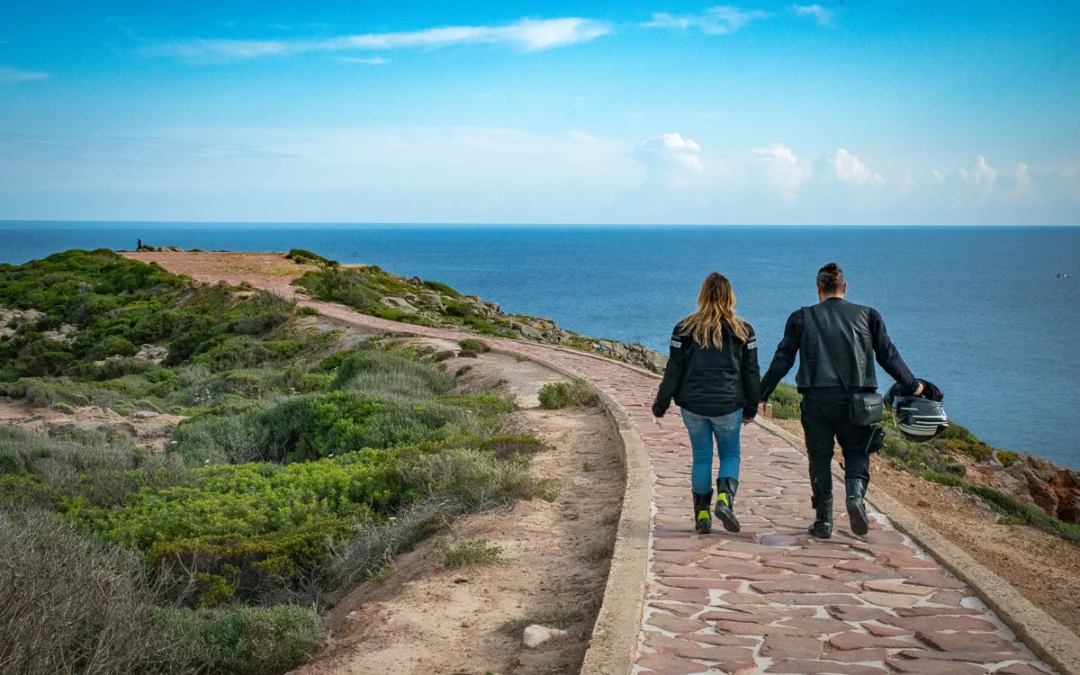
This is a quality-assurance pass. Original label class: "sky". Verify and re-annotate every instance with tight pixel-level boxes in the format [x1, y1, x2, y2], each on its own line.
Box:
[1, 0, 1078, 225]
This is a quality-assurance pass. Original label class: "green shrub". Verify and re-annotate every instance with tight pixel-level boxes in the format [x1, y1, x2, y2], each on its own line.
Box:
[538, 379, 597, 409]
[154, 604, 324, 675]
[458, 338, 491, 353]
[296, 306, 321, 317]
[996, 450, 1019, 467]
[768, 383, 802, 420]
[434, 537, 502, 569]
[403, 448, 557, 510]
[422, 280, 460, 297]
[286, 248, 339, 268]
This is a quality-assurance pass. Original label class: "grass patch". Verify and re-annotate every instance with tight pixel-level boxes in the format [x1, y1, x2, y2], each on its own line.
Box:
[503, 599, 597, 634]
[538, 379, 597, 409]
[583, 539, 614, 562]
[286, 248, 339, 268]
[458, 338, 491, 353]
[434, 537, 503, 569]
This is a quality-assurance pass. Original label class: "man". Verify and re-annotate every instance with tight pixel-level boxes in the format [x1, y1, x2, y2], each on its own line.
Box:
[759, 263, 922, 538]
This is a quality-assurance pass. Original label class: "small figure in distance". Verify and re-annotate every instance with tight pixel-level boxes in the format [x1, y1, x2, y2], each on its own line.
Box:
[759, 263, 923, 539]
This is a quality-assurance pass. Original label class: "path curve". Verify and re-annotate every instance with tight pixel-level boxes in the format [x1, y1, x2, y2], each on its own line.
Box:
[115, 251, 1068, 675]
[305, 300, 1060, 675]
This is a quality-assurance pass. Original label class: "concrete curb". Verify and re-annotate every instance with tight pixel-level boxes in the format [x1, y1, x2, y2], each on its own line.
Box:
[486, 346, 653, 675]
[754, 415, 1080, 675]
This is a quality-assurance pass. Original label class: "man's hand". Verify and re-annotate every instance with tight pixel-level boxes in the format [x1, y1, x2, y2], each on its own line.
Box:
[913, 382, 924, 397]
[742, 416, 754, 426]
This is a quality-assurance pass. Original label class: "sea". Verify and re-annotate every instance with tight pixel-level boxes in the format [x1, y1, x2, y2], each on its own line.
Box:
[1, 223, 1078, 469]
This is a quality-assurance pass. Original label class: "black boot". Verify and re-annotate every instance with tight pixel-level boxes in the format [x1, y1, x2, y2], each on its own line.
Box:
[808, 493, 833, 539]
[846, 478, 870, 536]
[693, 491, 713, 534]
[714, 478, 741, 533]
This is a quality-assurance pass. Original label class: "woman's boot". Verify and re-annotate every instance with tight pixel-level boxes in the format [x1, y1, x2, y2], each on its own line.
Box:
[808, 493, 833, 539]
[846, 479, 869, 536]
[714, 477, 741, 533]
[693, 492, 713, 534]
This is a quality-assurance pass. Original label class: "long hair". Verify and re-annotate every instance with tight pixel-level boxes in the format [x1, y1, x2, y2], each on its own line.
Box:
[679, 272, 748, 350]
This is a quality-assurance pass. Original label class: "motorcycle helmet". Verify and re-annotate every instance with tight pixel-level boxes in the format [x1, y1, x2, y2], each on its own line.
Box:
[886, 379, 949, 443]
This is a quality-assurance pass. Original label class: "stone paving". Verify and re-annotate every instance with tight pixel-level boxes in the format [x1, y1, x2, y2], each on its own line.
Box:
[298, 300, 1058, 675]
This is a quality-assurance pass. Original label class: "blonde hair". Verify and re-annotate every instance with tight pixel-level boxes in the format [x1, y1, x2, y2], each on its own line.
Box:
[679, 272, 748, 350]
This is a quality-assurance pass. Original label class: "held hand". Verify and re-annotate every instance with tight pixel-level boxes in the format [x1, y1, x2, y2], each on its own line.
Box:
[742, 417, 754, 426]
[759, 401, 771, 417]
[913, 382, 924, 397]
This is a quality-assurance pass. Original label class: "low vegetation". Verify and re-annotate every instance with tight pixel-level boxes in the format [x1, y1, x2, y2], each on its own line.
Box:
[0, 250, 556, 674]
[434, 537, 503, 569]
[538, 379, 597, 410]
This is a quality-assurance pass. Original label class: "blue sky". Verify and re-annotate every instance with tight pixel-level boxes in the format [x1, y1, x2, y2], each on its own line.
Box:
[1, 1, 1078, 224]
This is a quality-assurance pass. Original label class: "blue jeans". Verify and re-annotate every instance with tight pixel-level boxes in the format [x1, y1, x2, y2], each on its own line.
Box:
[681, 409, 742, 494]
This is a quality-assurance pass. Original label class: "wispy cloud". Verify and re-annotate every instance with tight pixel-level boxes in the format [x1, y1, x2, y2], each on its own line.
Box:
[642, 6, 769, 35]
[0, 66, 48, 83]
[337, 56, 388, 65]
[145, 17, 612, 61]
[792, 4, 834, 26]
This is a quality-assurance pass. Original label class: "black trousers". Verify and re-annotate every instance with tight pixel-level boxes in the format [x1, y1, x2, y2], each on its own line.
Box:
[800, 397, 872, 499]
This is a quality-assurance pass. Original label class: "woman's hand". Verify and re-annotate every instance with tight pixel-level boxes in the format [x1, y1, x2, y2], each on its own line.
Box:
[759, 401, 772, 417]
[742, 417, 754, 426]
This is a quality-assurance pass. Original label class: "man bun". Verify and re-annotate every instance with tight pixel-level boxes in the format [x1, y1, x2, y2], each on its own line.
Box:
[817, 263, 845, 293]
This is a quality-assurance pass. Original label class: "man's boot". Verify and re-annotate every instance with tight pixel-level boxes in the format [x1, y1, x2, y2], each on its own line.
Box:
[714, 477, 741, 533]
[846, 478, 870, 536]
[808, 493, 833, 539]
[693, 492, 713, 534]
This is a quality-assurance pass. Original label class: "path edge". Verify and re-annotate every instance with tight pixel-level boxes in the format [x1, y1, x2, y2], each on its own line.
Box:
[754, 415, 1080, 675]
[486, 347, 652, 675]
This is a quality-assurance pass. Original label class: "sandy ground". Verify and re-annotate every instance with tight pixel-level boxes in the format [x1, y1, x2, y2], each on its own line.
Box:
[294, 343, 625, 675]
[770, 416, 1080, 636]
[123, 251, 315, 298]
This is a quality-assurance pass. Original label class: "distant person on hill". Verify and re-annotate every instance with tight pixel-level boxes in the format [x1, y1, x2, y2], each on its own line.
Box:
[652, 273, 761, 535]
[759, 263, 923, 539]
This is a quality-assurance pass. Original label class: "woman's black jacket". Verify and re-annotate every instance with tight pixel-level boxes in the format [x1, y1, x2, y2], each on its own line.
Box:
[652, 321, 761, 419]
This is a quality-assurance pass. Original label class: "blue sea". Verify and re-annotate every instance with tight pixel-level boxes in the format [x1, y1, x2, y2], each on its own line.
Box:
[2, 223, 1078, 469]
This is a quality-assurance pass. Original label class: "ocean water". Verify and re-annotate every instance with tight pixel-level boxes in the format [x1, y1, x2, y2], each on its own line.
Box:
[2, 223, 1078, 469]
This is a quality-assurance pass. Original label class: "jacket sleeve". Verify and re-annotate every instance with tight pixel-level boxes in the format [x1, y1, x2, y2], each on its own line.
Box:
[869, 309, 919, 393]
[652, 326, 688, 417]
[740, 324, 761, 419]
[760, 310, 803, 401]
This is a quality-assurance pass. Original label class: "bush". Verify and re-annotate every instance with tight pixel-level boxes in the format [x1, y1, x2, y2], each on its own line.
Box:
[403, 448, 557, 510]
[286, 248, 339, 268]
[0, 507, 166, 675]
[154, 605, 324, 675]
[768, 383, 802, 420]
[538, 379, 597, 409]
[422, 280, 460, 297]
[458, 338, 490, 353]
[434, 537, 502, 569]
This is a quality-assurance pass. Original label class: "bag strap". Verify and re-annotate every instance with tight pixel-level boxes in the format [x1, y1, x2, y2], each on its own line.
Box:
[807, 304, 852, 396]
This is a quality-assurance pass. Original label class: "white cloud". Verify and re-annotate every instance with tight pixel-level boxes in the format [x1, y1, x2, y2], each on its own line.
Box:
[973, 155, 997, 185]
[642, 6, 770, 35]
[337, 56, 388, 65]
[0, 66, 49, 83]
[1016, 163, 1032, 194]
[632, 132, 704, 189]
[792, 4, 834, 26]
[145, 18, 612, 61]
[832, 148, 885, 185]
[752, 143, 810, 201]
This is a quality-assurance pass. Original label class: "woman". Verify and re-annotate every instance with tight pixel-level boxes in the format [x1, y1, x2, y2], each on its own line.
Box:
[652, 273, 761, 534]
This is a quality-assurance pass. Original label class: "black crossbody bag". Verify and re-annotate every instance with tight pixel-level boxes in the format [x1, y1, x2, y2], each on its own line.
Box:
[808, 306, 884, 427]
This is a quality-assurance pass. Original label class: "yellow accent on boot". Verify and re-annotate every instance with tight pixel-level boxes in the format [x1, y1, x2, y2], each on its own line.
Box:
[717, 493, 730, 507]
[697, 510, 711, 522]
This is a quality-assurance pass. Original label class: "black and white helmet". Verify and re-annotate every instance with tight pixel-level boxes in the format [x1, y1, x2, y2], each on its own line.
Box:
[886, 379, 949, 443]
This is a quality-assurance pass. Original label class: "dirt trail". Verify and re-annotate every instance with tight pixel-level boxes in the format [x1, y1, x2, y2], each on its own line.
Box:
[298, 342, 624, 675]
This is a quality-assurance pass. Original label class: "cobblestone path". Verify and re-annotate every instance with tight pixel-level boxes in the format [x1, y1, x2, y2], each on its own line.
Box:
[298, 300, 1059, 675]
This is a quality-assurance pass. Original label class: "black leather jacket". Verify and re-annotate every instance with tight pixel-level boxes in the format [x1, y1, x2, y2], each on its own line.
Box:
[761, 297, 919, 402]
[653, 321, 761, 419]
